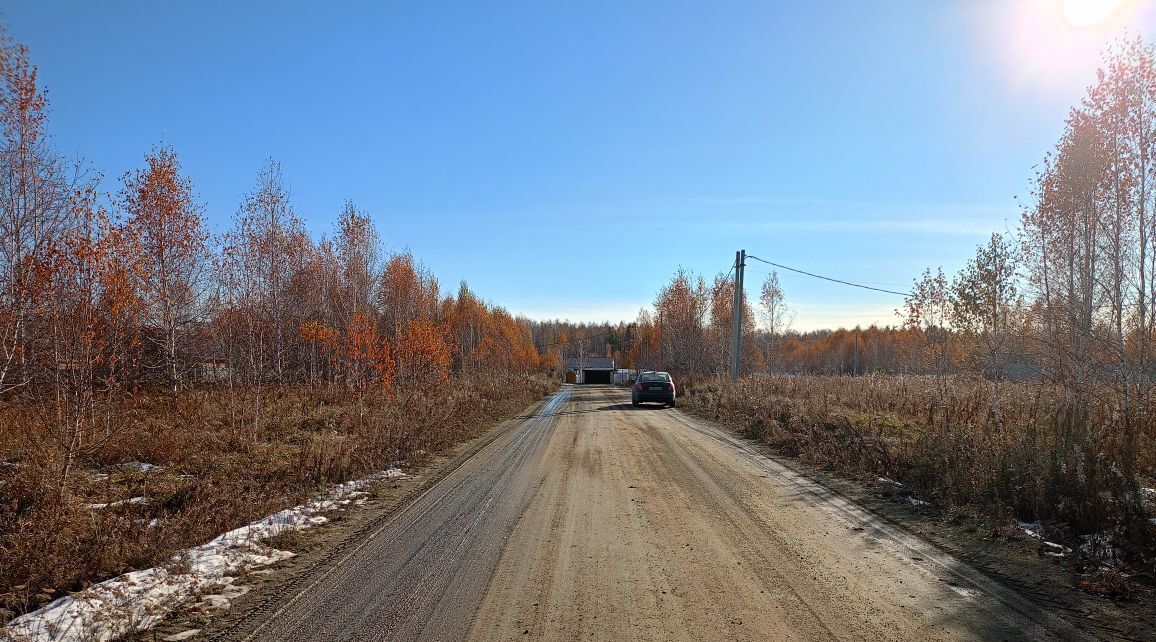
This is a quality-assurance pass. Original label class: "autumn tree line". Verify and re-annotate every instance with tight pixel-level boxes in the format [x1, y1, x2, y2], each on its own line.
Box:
[0, 27, 556, 483]
[630, 40, 1156, 543]
[641, 41, 1156, 392]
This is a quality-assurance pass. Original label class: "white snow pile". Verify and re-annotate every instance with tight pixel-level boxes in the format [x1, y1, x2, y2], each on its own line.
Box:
[876, 477, 902, 487]
[1018, 521, 1044, 539]
[1040, 541, 1071, 557]
[85, 496, 150, 511]
[1080, 529, 1123, 566]
[905, 496, 931, 508]
[1017, 521, 1072, 556]
[1, 468, 408, 642]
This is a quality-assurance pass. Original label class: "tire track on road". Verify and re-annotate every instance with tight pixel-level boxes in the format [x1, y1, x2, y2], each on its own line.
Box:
[213, 387, 571, 642]
[470, 386, 1094, 641]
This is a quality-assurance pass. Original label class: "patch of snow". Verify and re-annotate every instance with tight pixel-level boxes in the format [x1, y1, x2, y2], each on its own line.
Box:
[1040, 541, 1071, 557]
[947, 584, 978, 598]
[1079, 530, 1122, 566]
[85, 497, 149, 511]
[2, 470, 408, 642]
[1018, 521, 1044, 539]
[876, 477, 902, 487]
[162, 630, 200, 641]
[120, 461, 158, 472]
[192, 583, 249, 613]
[1141, 487, 1155, 503]
[905, 496, 931, 508]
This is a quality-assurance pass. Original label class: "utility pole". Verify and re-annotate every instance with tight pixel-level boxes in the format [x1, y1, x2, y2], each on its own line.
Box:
[730, 249, 746, 382]
[577, 337, 585, 384]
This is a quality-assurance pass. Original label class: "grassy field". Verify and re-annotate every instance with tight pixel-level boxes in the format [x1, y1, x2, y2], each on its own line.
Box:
[680, 375, 1156, 582]
[0, 374, 556, 620]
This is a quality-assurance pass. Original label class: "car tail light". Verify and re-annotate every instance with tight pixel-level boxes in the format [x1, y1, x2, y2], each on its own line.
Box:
[635, 383, 643, 391]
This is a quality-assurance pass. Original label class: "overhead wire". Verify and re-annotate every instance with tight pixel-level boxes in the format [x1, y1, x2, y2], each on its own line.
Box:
[745, 254, 911, 297]
[534, 255, 907, 350]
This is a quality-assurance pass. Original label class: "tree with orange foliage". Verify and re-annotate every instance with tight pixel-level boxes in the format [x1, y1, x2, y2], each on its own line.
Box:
[378, 252, 440, 338]
[653, 269, 708, 374]
[119, 144, 209, 392]
[344, 310, 391, 394]
[298, 318, 338, 385]
[449, 281, 489, 371]
[0, 27, 76, 395]
[41, 187, 140, 498]
[394, 318, 452, 391]
[707, 274, 758, 374]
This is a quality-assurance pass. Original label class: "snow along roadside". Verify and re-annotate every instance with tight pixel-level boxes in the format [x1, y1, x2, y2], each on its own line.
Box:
[1, 469, 409, 642]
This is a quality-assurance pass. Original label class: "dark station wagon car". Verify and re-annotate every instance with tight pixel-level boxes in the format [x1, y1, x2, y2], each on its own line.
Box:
[631, 371, 676, 407]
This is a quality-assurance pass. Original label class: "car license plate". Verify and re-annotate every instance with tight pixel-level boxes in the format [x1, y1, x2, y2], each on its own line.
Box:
[648, 385, 662, 391]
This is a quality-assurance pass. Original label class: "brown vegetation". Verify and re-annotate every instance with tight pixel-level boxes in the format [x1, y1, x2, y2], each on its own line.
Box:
[0, 375, 554, 619]
[639, 40, 1156, 587]
[0, 22, 558, 621]
[680, 375, 1155, 580]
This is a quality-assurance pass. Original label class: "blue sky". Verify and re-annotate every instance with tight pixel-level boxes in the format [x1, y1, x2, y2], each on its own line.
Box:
[5, 0, 1154, 329]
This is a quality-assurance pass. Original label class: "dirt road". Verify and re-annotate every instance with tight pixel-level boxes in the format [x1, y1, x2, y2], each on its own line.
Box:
[228, 386, 1090, 641]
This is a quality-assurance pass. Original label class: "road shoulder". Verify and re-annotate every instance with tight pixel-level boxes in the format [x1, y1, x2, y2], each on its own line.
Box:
[676, 404, 1155, 642]
[127, 391, 561, 642]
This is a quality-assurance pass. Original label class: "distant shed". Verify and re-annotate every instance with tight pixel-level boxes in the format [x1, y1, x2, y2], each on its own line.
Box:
[563, 357, 615, 384]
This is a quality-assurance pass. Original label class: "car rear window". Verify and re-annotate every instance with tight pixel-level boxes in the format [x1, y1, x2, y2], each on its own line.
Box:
[639, 373, 670, 382]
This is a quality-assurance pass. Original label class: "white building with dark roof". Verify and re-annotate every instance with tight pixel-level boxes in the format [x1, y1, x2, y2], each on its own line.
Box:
[563, 356, 615, 384]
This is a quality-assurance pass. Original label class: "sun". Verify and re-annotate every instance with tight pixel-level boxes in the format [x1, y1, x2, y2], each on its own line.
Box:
[1061, 0, 1127, 28]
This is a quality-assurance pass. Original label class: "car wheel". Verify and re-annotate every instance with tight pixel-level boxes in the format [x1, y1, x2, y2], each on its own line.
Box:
[668, 399, 676, 408]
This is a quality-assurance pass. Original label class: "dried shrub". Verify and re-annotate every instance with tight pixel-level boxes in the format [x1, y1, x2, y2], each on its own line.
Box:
[682, 375, 1156, 576]
[0, 374, 555, 618]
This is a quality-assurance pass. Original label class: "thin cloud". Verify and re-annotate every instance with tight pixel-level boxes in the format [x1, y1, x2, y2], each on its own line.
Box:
[679, 197, 1018, 237]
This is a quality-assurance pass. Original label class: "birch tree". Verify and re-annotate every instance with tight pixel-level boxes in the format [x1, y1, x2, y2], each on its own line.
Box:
[119, 144, 209, 392]
[0, 28, 74, 395]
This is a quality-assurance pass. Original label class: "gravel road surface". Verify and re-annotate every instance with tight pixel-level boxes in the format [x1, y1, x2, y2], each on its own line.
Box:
[232, 385, 1090, 642]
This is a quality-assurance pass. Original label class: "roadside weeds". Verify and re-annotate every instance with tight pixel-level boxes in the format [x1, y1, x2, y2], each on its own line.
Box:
[0, 375, 558, 630]
[677, 377, 1156, 641]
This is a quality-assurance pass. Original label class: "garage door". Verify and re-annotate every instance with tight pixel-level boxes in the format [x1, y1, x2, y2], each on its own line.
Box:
[582, 369, 612, 384]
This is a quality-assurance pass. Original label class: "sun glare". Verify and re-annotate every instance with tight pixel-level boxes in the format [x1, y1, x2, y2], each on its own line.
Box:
[982, 0, 1142, 93]
[1062, 0, 1126, 28]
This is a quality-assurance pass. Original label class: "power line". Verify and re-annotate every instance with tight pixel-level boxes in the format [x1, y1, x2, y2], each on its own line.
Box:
[745, 266, 907, 289]
[745, 254, 911, 297]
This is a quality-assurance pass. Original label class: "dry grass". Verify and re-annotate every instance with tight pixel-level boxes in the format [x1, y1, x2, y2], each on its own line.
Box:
[0, 374, 556, 619]
[680, 374, 1156, 578]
